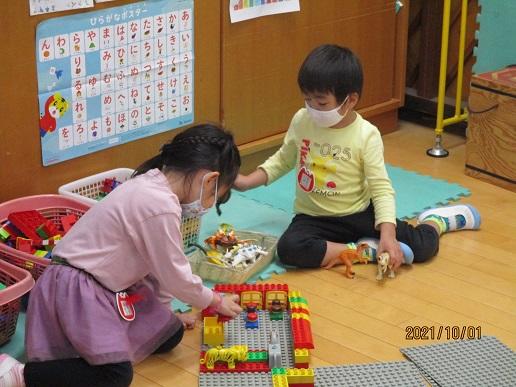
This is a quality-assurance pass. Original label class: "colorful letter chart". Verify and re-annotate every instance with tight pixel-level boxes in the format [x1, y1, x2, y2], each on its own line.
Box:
[36, 0, 194, 166]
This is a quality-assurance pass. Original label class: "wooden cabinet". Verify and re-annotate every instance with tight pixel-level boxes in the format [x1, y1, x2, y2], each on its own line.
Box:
[466, 68, 516, 192]
[221, 0, 409, 155]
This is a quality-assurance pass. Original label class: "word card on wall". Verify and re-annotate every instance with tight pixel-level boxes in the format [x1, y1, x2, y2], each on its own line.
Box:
[36, 0, 194, 166]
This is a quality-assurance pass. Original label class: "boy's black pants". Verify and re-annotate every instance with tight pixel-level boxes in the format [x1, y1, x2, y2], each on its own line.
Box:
[277, 203, 439, 268]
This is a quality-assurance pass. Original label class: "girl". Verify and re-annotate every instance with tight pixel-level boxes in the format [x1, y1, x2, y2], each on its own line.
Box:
[0, 124, 243, 387]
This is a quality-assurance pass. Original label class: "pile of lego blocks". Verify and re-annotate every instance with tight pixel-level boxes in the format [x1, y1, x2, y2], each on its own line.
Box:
[199, 283, 316, 387]
[95, 178, 123, 201]
[0, 210, 78, 258]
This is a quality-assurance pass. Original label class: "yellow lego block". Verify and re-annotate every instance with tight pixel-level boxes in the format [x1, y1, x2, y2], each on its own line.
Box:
[289, 301, 309, 311]
[271, 374, 289, 387]
[294, 348, 310, 364]
[291, 312, 310, 321]
[203, 317, 224, 347]
[286, 368, 315, 384]
[288, 290, 303, 299]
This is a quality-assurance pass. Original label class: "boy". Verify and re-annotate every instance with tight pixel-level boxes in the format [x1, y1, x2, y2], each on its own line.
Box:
[235, 44, 480, 271]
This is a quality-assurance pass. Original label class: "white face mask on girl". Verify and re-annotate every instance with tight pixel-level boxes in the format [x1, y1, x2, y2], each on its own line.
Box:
[181, 174, 218, 218]
[305, 96, 349, 127]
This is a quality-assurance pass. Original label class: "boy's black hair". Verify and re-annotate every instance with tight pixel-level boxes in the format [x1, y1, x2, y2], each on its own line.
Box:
[133, 123, 241, 213]
[298, 44, 363, 104]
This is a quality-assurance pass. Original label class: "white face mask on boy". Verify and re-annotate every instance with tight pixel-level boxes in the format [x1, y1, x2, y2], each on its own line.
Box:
[305, 95, 349, 127]
[181, 173, 218, 218]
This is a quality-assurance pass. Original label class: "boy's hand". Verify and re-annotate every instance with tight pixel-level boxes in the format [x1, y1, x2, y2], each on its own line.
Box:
[378, 237, 403, 270]
[233, 174, 249, 191]
[216, 294, 243, 318]
[378, 222, 403, 271]
[233, 169, 268, 191]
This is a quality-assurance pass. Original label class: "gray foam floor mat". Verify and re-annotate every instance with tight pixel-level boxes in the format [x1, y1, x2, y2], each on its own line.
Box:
[401, 336, 516, 386]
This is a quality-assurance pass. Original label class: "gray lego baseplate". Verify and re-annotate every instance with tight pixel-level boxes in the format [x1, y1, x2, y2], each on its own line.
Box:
[199, 361, 425, 387]
[401, 336, 516, 387]
[199, 371, 272, 387]
[314, 361, 426, 387]
[220, 310, 294, 369]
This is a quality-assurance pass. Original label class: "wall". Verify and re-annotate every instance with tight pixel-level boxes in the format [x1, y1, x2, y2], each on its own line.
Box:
[474, 0, 516, 74]
[222, 0, 407, 151]
[0, 0, 407, 202]
[0, 0, 221, 201]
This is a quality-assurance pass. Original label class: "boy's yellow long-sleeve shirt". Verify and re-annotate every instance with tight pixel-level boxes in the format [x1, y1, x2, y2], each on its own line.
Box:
[259, 108, 396, 228]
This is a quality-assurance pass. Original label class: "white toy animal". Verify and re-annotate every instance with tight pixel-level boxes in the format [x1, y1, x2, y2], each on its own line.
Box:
[376, 252, 395, 281]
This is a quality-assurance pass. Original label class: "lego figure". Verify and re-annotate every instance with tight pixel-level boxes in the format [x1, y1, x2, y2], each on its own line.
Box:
[245, 302, 259, 329]
[269, 299, 284, 321]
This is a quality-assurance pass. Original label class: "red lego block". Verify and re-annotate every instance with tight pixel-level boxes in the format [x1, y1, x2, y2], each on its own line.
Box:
[263, 283, 289, 293]
[43, 220, 59, 236]
[294, 362, 310, 369]
[216, 315, 232, 323]
[8, 211, 47, 241]
[199, 352, 269, 373]
[291, 318, 314, 349]
[61, 214, 78, 233]
[289, 383, 314, 387]
[201, 307, 217, 318]
[101, 178, 115, 193]
[291, 307, 310, 315]
[16, 237, 33, 253]
[200, 307, 232, 323]
[213, 283, 265, 294]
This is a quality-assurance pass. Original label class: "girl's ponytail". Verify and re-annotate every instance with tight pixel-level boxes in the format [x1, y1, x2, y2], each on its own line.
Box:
[132, 124, 241, 206]
[132, 154, 165, 177]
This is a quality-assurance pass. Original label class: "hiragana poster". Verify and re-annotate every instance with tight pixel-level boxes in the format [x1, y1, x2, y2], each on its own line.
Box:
[36, 0, 194, 166]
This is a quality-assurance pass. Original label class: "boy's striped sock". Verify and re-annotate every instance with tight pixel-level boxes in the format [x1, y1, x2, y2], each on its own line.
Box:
[0, 354, 25, 387]
[421, 214, 449, 235]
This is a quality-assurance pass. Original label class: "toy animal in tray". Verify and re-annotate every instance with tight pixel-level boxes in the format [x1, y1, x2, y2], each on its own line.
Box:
[200, 224, 268, 270]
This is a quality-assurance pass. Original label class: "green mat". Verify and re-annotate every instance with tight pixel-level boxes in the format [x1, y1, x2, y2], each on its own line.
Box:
[237, 165, 471, 220]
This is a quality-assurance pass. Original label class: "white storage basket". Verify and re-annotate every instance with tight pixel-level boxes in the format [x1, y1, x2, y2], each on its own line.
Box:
[58, 168, 200, 250]
[58, 168, 134, 205]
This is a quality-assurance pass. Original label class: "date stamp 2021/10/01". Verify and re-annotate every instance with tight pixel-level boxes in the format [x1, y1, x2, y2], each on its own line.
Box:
[405, 325, 482, 340]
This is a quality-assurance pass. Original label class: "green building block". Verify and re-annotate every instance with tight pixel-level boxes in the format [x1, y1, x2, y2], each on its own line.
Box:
[247, 351, 268, 362]
[270, 311, 284, 321]
[288, 296, 308, 305]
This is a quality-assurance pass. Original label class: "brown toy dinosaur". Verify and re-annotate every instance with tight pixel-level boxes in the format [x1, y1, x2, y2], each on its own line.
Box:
[338, 243, 370, 279]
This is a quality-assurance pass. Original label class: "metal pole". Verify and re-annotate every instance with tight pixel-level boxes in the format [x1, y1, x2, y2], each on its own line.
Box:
[427, 0, 452, 157]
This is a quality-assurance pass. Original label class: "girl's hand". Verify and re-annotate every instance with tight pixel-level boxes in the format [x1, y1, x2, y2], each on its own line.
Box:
[176, 312, 199, 330]
[378, 237, 403, 271]
[216, 294, 242, 318]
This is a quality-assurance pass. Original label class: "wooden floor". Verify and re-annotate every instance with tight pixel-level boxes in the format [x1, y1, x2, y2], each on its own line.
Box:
[132, 122, 516, 386]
